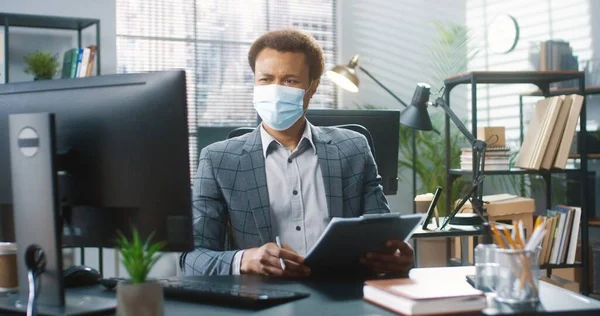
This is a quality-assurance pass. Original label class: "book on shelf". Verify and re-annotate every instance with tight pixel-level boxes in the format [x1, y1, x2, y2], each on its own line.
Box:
[460, 146, 510, 171]
[539, 40, 579, 88]
[531, 96, 563, 169]
[462, 146, 510, 153]
[61, 46, 97, 79]
[85, 45, 97, 77]
[73, 48, 83, 77]
[515, 94, 584, 170]
[363, 278, 486, 315]
[460, 163, 510, 171]
[538, 205, 581, 265]
[540, 95, 573, 169]
[61, 48, 79, 79]
[554, 95, 584, 169]
[77, 47, 91, 78]
[547, 207, 567, 265]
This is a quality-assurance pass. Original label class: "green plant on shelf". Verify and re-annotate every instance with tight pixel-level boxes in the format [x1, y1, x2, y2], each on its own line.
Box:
[23, 50, 60, 80]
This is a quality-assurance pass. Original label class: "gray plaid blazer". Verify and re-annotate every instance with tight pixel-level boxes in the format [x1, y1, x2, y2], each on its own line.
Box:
[181, 124, 390, 276]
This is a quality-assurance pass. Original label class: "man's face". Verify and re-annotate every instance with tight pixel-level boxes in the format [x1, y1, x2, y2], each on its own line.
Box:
[254, 48, 319, 111]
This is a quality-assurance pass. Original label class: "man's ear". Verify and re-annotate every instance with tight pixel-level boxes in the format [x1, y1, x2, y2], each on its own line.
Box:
[308, 79, 320, 98]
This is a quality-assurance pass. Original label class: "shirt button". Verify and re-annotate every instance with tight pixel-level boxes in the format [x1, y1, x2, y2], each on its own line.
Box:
[296, 226, 301, 231]
[293, 190, 298, 195]
[287, 158, 292, 163]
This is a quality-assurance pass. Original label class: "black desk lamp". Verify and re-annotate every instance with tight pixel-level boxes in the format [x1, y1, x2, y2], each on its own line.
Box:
[327, 56, 440, 213]
[326, 54, 418, 206]
[326, 55, 411, 107]
[400, 83, 488, 229]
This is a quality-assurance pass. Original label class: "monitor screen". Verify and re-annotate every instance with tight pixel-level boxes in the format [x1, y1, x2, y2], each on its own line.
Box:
[0, 71, 193, 251]
[306, 109, 400, 195]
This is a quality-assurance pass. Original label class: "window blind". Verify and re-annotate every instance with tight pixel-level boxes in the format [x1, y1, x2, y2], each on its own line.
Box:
[116, 0, 337, 175]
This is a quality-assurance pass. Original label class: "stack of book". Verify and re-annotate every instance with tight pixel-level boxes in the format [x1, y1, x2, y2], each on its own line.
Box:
[363, 278, 486, 315]
[61, 45, 97, 79]
[538, 205, 582, 265]
[515, 94, 584, 170]
[539, 40, 579, 88]
[460, 146, 510, 171]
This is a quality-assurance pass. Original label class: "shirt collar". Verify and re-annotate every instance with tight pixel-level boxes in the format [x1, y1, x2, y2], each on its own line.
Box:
[260, 121, 317, 158]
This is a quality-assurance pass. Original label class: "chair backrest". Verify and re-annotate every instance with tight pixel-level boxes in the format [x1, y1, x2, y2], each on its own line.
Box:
[227, 124, 376, 159]
[227, 127, 255, 139]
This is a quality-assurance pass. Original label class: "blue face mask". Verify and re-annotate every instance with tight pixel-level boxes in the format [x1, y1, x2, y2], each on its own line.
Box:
[253, 83, 311, 131]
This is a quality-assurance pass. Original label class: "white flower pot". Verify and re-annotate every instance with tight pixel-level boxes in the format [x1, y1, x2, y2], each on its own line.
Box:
[116, 280, 164, 316]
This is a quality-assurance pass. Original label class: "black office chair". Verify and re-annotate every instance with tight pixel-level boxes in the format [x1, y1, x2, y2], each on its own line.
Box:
[227, 124, 376, 158]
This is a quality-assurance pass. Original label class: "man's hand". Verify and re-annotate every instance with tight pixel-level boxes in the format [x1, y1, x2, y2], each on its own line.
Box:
[360, 240, 414, 277]
[240, 242, 311, 277]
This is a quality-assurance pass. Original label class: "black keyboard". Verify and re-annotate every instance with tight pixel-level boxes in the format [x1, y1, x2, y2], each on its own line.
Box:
[100, 277, 310, 306]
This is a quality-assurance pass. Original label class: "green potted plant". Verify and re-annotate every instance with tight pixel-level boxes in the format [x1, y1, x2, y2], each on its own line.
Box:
[115, 228, 166, 316]
[23, 50, 60, 80]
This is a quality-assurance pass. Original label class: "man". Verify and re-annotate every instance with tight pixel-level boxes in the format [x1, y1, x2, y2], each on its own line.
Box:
[182, 28, 413, 277]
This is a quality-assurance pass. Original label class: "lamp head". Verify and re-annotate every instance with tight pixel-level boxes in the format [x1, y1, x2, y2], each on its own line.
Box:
[326, 54, 360, 92]
[399, 83, 434, 131]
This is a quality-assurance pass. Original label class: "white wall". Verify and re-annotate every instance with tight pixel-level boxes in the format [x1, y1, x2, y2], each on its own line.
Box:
[337, 0, 467, 210]
[0, 0, 117, 81]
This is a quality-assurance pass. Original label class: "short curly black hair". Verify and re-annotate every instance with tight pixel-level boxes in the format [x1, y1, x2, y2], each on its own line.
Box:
[248, 28, 325, 82]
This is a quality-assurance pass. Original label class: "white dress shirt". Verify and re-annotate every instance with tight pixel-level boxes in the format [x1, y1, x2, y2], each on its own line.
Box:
[232, 121, 329, 274]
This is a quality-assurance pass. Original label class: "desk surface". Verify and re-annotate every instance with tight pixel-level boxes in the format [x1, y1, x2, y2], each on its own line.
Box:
[110, 267, 600, 315]
[4, 267, 600, 315]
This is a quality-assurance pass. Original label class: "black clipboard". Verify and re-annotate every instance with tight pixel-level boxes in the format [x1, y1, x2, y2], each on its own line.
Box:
[422, 186, 442, 230]
[303, 213, 423, 273]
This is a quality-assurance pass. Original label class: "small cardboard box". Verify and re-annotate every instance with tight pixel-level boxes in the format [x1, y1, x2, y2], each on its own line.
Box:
[477, 126, 505, 147]
[461, 194, 535, 216]
[455, 195, 535, 263]
[461, 194, 534, 234]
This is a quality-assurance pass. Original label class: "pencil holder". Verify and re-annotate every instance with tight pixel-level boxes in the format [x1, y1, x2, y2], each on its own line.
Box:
[494, 248, 541, 304]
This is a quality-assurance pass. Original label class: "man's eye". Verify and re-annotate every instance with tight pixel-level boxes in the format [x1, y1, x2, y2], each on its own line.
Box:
[285, 79, 298, 84]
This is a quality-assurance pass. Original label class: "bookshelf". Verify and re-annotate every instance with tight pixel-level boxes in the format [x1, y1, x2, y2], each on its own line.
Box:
[0, 13, 101, 83]
[443, 71, 591, 295]
[0, 13, 103, 273]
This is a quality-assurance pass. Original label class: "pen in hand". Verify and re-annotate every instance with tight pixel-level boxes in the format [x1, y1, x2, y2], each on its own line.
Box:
[275, 236, 286, 270]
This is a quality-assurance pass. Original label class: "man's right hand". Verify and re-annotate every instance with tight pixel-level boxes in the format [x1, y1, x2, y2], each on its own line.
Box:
[240, 243, 311, 277]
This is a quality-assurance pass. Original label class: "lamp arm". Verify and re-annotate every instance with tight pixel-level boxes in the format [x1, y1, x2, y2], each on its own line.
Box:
[357, 66, 409, 108]
[434, 96, 489, 230]
[433, 97, 476, 144]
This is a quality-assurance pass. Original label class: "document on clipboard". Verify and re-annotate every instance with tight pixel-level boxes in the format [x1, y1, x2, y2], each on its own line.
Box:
[303, 213, 423, 272]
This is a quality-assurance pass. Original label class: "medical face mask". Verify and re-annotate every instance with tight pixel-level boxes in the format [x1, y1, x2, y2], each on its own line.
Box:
[253, 83, 311, 131]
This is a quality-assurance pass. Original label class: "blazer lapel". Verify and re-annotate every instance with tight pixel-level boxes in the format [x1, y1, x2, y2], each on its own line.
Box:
[240, 128, 273, 243]
[311, 125, 343, 218]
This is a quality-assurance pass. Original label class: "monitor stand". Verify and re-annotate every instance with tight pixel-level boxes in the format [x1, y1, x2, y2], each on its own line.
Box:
[0, 113, 116, 315]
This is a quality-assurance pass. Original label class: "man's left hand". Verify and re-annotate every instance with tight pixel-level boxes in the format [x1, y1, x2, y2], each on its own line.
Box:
[360, 240, 414, 277]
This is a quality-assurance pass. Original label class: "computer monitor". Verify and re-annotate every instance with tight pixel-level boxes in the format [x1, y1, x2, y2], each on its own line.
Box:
[305, 109, 400, 195]
[0, 71, 193, 251]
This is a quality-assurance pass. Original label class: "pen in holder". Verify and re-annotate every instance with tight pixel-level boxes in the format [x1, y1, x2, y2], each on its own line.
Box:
[494, 247, 541, 304]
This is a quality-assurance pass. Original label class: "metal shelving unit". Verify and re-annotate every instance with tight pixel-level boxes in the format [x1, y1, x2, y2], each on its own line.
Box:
[0, 12, 102, 273]
[0, 13, 101, 82]
[443, 71, 590, 295]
